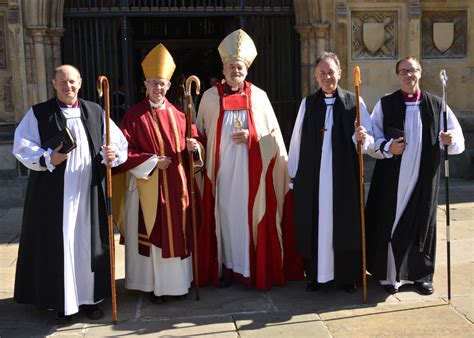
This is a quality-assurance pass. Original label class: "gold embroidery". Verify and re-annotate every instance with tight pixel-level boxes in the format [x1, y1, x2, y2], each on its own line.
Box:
[138, 239, 151, 246]
[151, 108, 175, 257]
[167, 107, 189, 255]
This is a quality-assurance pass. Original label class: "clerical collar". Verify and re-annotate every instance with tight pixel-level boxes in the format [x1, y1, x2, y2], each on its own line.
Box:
[149, 98, 165, 110]
[402, 90, 421, 102]
[223, 82, 246, 95]
[56, 98, 79, 108]
[324, 92, 335, 98]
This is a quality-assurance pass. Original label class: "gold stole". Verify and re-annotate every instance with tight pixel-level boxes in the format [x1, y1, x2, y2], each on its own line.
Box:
[138, 107, 188, 257]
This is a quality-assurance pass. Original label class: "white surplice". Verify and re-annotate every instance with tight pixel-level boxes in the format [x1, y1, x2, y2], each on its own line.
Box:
[216, 109, 250, 277]
[288, 95, 373, 283]
[123, 155, 193, 296]
[13, 105, 128, 315]
[368, 99, 465, 289]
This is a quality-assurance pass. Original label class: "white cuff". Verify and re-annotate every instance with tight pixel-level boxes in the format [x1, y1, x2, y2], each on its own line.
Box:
[100, 143, 120, 166]
[43, 149, 55, 172]
[129, 155, 159, 179]
[383, 139, 394, 159]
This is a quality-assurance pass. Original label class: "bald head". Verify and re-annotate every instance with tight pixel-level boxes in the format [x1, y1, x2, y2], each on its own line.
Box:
[52, 65, 82, 105]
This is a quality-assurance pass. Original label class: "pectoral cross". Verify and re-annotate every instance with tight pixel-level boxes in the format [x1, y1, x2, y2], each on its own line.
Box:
[234, 115, 242, 130]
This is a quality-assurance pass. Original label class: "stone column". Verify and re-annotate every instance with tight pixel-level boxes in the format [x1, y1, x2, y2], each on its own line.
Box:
[295, 22, 330, 98]
[29, 26, 48, 102]
[7, 2, 28, 122]
[46, 27, 64, 97]
[408, 1, 421, 58]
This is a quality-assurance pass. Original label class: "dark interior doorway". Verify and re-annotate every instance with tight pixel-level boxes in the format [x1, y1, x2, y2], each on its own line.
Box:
[131, 17, 234, 110]
[63, 7, 300, 144]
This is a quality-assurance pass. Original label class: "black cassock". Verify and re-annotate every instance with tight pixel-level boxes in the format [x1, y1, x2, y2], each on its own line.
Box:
[14, 98, 111, 313]
[293, 87, 362, 285]
[366, 90, 442, 283]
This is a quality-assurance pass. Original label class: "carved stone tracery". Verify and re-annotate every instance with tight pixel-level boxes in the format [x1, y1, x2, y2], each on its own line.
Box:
[421, 11, 467, 59]
[351, 11, 397, 60]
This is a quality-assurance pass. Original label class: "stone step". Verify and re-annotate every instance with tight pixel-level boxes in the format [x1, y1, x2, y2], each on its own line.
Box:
[0, 123, 15, 143]
[0, 169, 27, 208]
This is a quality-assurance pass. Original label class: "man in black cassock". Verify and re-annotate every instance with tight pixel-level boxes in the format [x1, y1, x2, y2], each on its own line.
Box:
[12, 65, 128, 321]
[288, 52, 374, 292]
[366, 56, 465, 295]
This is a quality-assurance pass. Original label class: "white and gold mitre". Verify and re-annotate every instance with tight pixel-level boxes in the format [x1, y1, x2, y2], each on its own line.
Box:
[218, 29, 258, 68]
[141, 43, 176, 80]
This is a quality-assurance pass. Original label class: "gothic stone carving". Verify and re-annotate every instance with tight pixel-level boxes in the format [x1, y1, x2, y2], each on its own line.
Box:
[422, 11, 467, 59]
[351, 11, 397, 60]
[2, 77, 13, 112]
[0, 14, 5, 68]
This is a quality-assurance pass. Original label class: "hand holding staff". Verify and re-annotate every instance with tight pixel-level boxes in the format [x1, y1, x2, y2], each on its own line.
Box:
[353, 66, 367, 304]
[185, 75, 201, 300]
[97, 75, 118, 323]
[440, 69, 452, 304]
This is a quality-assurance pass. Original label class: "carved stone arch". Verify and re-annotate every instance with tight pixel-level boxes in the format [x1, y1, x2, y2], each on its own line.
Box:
[21, 0, 49, 27]
[293, 0, 331, 96]
[21, 0, 65, 103]
[294, 0, 321, 25]
[49, 0, 64, 28]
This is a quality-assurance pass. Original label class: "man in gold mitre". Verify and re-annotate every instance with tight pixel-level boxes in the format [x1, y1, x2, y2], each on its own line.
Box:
[116, 43, 203, 303]
[196, 29, 303, 291]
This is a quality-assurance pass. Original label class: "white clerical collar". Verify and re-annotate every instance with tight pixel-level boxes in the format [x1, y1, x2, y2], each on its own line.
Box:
[149, 99, 165, 109]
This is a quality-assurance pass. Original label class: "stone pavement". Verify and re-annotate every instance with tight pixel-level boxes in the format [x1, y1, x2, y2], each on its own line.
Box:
[0, 179, 472, 337]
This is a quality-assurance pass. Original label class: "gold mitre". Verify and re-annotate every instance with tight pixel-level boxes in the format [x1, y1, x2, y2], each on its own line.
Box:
[141, 43, 176, 80]
[218, 29, 257, 68]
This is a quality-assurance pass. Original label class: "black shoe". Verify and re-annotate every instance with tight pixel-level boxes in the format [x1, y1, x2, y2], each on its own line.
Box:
[218, 277, 233, 288]
[306, 282, 320, 292]
[55, 312, 73, 324]
[342, 283, 358, 293]
[383, 285, 398, 295]
[415, 282, 434, 295]
[149, 292, 165, 304]
[80, 304, 104, 320]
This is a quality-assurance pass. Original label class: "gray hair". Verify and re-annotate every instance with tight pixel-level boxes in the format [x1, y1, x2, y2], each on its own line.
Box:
[315, 52, 341, 71]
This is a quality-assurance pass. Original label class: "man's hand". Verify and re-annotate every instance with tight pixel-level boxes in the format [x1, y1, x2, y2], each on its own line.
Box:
[186, 138, 199, 152]
[389, 137, 405, 155]
[102, 145, 117, 162]
[157, 156, 172, 170]
[50, 143, 68, 166]
[231, 129, 249, 144]
[355, 125, 367, 143]
[440, 131, 453, 146]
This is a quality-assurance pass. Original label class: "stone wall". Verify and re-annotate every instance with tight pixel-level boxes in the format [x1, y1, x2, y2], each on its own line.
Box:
[294, 0, 473, 178]
[0, 0, 471, 177]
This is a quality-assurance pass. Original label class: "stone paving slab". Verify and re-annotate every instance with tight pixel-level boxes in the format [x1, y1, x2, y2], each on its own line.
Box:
[53, 317, 239, 337]
[0, 180, 472, 337]
[234, 313, 330, 337]
[320, 300, 473, 337]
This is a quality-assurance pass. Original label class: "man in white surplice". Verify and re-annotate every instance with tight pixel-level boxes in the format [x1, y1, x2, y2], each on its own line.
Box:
[288, 52, 373, 293]
[366, 56, 465, 296]
[13, 64, 128, 321]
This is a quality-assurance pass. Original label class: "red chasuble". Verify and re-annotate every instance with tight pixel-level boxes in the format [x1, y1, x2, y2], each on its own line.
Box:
[117, 98, 200, 259]
[196, 82, 303, 291]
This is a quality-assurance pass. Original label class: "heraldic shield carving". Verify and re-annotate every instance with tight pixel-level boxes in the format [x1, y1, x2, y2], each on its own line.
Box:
[363, 22, 385, 54]
[433, 22, 454, 53]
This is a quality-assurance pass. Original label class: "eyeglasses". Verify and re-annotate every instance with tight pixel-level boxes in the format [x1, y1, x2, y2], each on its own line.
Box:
[146, 80, 168, 89]
[398, 68, 420, 76]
